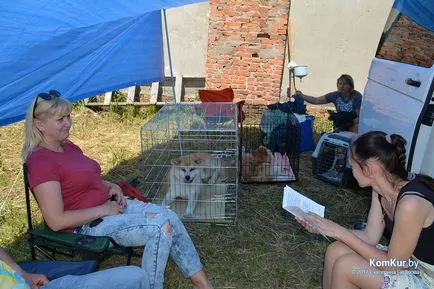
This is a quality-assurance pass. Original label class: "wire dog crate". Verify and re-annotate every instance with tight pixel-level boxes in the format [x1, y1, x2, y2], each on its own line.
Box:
[240, 105, 300, 183]
[312, 132, 357, 187]
[141, 103, 238, 222]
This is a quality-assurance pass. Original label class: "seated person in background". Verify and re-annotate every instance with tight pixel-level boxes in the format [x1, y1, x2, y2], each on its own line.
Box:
[0, 247, 148, 289]
[23, 91, 213, 289]
[297, 131, 434, 289]
[295, 74, 362, 132]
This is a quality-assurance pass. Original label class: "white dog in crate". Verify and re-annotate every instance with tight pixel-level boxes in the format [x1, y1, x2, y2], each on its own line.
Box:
[161, 152, 231, 216]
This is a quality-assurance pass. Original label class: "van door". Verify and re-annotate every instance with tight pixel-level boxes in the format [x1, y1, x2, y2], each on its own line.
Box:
[359, 8, 434, 177]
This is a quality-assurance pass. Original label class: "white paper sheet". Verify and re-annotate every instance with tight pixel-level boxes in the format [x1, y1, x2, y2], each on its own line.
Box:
[282, 185, 331, 242]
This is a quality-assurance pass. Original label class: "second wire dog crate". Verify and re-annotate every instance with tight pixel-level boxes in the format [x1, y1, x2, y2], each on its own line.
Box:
[240, 105, 300, 183]
[141, 103, 239, 222]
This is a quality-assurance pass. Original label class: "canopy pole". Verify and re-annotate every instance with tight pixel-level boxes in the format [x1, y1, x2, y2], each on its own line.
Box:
[163, 9, 177, 104]
[163, 9, 183, 156]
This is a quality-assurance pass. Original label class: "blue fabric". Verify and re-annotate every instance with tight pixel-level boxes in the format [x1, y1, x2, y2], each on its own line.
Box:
[299, 115, 315, 152]
[393, 0, 434, 32]
[42, 266, 149, 289]
[0, 0, 205, 126]
[18, 260, 97, 280]
[267, 95, 307, 114]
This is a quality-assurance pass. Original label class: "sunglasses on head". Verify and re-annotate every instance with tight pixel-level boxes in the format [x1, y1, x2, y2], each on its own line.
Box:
[33, 90, 61, 118]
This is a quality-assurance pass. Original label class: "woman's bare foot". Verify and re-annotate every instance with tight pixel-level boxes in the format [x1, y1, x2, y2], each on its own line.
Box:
[190, 270, 213, 289]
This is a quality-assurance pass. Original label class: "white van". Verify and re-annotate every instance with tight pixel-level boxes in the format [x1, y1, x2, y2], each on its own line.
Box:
[359, 2, 434, 178]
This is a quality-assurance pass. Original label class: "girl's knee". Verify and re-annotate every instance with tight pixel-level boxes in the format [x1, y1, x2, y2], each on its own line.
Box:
[325, 241, 354, 259]
[333, 254, 358, 277]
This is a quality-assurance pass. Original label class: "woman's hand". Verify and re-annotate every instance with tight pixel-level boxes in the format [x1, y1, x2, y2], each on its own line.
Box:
[292, 90, 305, 102]
[107, 183, 126, 209]
[99, 199, 123, 216]
[307, 213, 347, 240]
[295, 216, 319, 234]
[22, 272, 49, 289]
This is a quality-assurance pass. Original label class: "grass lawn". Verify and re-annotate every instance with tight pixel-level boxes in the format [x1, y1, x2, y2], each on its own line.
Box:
[0, 104, 371, 288]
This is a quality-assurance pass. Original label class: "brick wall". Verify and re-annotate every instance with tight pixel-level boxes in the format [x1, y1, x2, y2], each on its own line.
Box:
[377, 14, 434, 68]
[205, 0, 290, 105]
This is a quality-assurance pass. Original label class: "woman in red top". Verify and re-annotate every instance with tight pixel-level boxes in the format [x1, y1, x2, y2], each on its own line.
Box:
[23, 90, 213, 289]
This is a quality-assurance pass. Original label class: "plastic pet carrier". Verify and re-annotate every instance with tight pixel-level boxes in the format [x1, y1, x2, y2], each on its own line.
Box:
[312, 131, 357, 187]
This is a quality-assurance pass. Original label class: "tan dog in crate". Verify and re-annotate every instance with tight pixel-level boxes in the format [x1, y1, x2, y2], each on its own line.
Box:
[161, 152, 232, 216]
[241, 146, 273, 181]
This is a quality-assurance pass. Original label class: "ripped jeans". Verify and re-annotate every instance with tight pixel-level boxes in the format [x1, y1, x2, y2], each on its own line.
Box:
[77, 200, 203, 289]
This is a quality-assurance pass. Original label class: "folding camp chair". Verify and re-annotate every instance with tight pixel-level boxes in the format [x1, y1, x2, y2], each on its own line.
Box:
[23, 164, 135, 265]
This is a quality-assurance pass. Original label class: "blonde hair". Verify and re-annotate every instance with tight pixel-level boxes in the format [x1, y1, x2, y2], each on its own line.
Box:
[22, 95, 73, 161]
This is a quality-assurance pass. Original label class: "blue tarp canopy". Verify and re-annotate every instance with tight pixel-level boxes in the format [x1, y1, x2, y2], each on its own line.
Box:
[393, 0, 434, 32]
[0, 1, 204, 126]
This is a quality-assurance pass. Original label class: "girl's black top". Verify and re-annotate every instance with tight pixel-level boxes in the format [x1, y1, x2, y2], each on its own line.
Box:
[380, 180, 434, 265]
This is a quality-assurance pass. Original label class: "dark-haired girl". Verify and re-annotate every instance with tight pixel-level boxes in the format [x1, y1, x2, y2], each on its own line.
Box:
[297, 131, 434, 288]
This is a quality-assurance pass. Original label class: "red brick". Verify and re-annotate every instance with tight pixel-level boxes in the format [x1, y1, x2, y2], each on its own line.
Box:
[206, 0, 290, 101]
[377, 14, 433, 68]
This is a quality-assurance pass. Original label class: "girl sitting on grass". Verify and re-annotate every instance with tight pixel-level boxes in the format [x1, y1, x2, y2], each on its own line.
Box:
[298, 131, 434, 288]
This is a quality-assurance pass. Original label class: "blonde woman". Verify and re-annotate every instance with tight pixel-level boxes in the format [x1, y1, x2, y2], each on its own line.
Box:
[22, 90, 213, 289]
